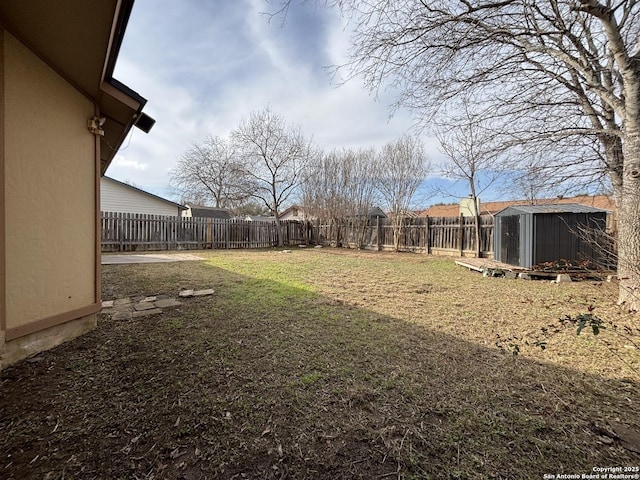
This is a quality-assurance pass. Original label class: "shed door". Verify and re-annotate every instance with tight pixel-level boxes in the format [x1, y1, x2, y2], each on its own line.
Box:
[501, 215, 520, 266]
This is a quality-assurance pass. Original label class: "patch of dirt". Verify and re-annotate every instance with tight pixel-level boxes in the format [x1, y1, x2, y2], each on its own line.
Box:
[1, 250, 639, 479]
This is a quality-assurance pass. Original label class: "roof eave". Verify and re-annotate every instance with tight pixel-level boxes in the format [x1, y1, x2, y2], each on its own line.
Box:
[99, 0, 155, 174]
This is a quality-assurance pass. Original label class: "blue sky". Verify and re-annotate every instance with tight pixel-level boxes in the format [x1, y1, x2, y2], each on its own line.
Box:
[109, 0, 501, 208]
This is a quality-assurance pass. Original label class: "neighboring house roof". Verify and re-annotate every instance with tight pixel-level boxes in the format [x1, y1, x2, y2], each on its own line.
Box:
[386, 210, 422, 218]
[420, 195, 615, 217]
[101, 176, 185, 215]
[0, 0, 155, 175]
[186, 206, 231, 219]
[367, 207, 387, 218]
[280, 204, 316, 221]
[495, 203, 607, 216]
[280, 205, 303, 217]
[351, 207, 387, 218]
[419, 204, 460, 217]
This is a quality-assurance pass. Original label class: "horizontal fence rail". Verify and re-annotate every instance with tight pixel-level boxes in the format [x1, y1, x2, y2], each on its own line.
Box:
[101, 212, 306, 252]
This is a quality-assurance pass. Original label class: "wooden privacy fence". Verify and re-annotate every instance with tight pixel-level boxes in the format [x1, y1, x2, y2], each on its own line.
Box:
[101, 212, 306, 252]
[101, 212, 494, 256]
[309, 215, 494, 257]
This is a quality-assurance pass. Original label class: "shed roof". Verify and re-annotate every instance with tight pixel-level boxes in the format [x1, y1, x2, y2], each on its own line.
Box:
[495, 203, 607, 216]
[187, 206, 231, 219]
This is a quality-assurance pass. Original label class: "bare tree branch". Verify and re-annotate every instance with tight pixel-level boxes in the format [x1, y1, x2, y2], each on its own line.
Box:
[232, 106, 314, 246]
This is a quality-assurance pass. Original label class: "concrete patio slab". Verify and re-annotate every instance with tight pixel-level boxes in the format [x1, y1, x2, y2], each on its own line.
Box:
[101, 253, 204, 265]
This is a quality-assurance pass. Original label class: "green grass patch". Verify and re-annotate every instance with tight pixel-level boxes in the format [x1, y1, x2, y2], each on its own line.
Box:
[1, 248, 638, 479]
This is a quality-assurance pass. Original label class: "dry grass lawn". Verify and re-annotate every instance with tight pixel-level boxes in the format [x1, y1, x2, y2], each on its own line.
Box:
[2, 248, 639, 479]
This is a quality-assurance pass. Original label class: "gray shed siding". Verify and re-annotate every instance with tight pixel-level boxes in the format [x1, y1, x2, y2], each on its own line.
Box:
[494, 204, 608, 268]
[495, 212, 533, 266]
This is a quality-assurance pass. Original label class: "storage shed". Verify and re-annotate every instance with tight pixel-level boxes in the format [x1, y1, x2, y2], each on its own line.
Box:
[494, 204, 609, 268]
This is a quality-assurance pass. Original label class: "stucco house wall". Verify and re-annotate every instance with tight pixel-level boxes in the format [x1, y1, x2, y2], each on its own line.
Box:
[2, 31, 99, 363]
[0, 0, 154, 369]
[101, 177, 184, 216]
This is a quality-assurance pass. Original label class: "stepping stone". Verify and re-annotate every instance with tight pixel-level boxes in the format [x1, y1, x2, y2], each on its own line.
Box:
[112, 311, 132, 321]
[114, 298, 132, 306]
[132, 308, 163, 318]
[193, 289, 215, 296]
[156, 294, 171, 300]
[134, 302, 156, 311]
[154, 298, 182, 308]
[179, 290, 194, 298]
[101, 300, 114, 308]
[143, 296, 158, 302]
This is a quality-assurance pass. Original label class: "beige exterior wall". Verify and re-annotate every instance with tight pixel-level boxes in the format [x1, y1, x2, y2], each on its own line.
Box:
[3, 32, 97, 334]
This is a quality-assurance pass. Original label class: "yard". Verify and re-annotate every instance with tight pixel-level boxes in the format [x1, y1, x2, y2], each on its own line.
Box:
[2, 248, 639, 479]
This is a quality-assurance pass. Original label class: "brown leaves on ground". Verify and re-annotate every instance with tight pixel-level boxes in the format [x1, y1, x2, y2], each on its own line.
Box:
[1, 249, 639, 479]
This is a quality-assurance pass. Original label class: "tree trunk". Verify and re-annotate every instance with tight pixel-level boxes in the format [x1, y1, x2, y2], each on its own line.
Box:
[617, 129, 640, 310]
[474, 213, 481, 258]
[393, 217, 403, 252]
[615, 67, 640, 310]
[468, 184, 481, 258]
[275, 215, 283, 247]
[603, 135, 624, 211]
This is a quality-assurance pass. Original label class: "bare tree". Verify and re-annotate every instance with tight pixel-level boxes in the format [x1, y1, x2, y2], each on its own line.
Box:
[506, 161, 558, 205]
[302, 147, 379, 247]
[170, 135, 249, 208]
[434, 103, 502, 257]
[232, 107, 314, 246]
[343, 148, 380, 248]
[274, 0, 640, 309]
[233, 200, 272, 217]
[302, 149, 348, 245]
[377, 135, 428, 251]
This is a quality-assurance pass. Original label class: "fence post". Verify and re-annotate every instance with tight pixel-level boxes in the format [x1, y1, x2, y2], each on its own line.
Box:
[425, 216, 430, 255]
[376, 216, 381, 251]
[458, 214, 464, 257]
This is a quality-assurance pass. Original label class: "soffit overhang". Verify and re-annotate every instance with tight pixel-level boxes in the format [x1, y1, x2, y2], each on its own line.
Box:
[0, 0, 151, 174]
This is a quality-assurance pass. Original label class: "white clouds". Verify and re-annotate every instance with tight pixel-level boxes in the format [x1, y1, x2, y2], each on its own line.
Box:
[109, 154, 148, 171]
[109, 0, 433, 200]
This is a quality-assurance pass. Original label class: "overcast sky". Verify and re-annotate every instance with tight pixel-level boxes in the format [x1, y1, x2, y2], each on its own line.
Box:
[110, 0, 475, 206]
